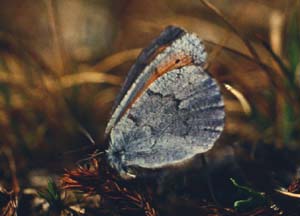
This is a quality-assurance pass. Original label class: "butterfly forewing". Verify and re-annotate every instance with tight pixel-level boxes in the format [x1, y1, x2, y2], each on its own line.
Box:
[105, 26, 186, 135]
[105, 26, 206, 135]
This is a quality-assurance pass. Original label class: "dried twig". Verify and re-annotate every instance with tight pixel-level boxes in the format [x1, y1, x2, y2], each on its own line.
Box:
[199, 0, 260, 60]
[0, 188, 18, 216]
[46, 0, 70, 74]
[0, 147, 19, 216]
[200, 0, 297, 106]
[61, 158, 157, 216]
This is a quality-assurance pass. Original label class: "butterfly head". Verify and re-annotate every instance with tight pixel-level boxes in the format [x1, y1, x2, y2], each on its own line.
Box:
[106, 144, 137, 180]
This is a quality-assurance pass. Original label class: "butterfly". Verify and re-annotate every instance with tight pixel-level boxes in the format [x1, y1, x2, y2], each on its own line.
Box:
[104, 26, 225, 179]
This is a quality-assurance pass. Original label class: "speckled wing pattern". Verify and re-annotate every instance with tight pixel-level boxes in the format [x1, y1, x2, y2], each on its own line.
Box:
[105, 26, 185, 135]
[105, 26, 206, 135]
[109, 26, 185, 115]
[105, 26, 225, 177]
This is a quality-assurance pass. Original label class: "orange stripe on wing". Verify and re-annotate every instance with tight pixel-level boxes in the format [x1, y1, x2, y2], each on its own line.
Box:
[146, 45, 169, 63]
[124, 53, 193, 115]
[149, 53, 192, 84]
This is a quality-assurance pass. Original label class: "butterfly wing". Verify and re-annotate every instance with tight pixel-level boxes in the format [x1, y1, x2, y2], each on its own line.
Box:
[111, 26, 185, 112]
[107, 65, 224, 174]
[105, 26, 206, 135]
[105, 26, 185, 135]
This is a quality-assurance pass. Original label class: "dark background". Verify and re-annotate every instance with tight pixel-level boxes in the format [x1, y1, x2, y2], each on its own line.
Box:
[0, 1, 300, 215]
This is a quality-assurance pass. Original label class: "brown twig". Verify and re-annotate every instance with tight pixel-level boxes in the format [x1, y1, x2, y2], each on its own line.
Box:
[0, 30, 55, 74]
[46, 0, 70, 74]
[201, 1, 297, 110]
[0, 188, 18, 216]
[259, 38, 294, 87]
[199, 0, 260, 61]
[0, 147, 19, 216]
[61, 158, 157, 216]
[2, 147, 19, 195]
[92, 48, 142, 72]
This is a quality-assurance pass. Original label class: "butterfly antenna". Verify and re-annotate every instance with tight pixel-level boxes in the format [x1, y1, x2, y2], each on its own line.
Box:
[59, 124, 96, 157]
[78, 125, 95, 145]
[76, 150, 105, 166]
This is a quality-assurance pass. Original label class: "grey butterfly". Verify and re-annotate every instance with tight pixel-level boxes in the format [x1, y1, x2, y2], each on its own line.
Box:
[105, 26, 225, 179]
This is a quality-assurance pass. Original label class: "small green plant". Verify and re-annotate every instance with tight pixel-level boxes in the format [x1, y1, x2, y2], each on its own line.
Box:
[38, 179, 86, 215]
[230, 178, 268, 212]
[38, 179, 65, 215]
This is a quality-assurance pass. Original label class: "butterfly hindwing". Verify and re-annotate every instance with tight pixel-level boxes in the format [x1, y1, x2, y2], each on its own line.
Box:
[107, 65, 224, 172]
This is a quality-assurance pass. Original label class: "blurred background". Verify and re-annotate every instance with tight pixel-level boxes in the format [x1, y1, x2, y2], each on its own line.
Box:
[1, 0, 300, 215]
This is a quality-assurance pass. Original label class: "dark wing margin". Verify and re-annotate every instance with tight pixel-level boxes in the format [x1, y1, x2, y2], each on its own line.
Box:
[110, 26, 186, 114]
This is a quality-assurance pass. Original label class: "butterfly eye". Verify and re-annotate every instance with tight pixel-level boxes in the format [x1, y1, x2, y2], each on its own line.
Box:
[175, 59, 180, 64]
